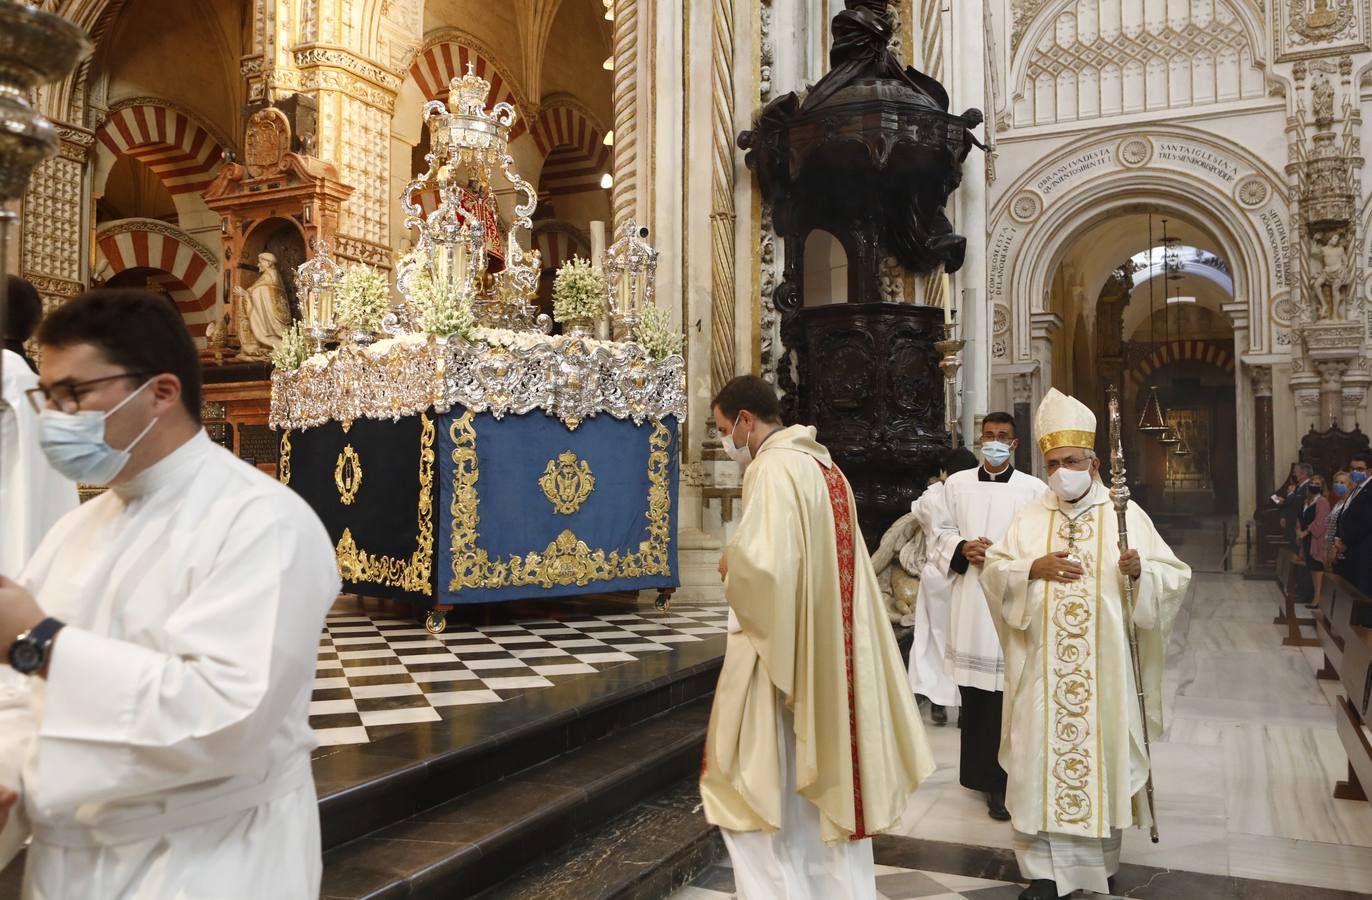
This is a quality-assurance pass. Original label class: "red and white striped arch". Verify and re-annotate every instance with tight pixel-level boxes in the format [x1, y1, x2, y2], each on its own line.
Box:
[95, 223, 219, 344]
[1126, 340, 1235, 391]
[95, 103, 225, 196]
[533, 223, 591, 273]
[408, 39, 528, 143]
[530, 103, 610, 196]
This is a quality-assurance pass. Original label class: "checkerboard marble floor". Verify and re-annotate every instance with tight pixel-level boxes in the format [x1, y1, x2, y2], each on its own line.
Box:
[670, 860, 1084, 900]
[310, 604, 729, 746]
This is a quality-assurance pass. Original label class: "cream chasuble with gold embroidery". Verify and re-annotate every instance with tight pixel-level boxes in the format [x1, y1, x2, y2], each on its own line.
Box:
[700, 425, 936, 845]
[979, 482, 1189, 839]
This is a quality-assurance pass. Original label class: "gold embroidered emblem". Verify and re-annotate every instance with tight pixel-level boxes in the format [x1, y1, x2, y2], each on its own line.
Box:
[334, 414, 436, 595]
[539, 451, 596, 514]
[335, 445, 363, 505]
[278, 430, 292, 485]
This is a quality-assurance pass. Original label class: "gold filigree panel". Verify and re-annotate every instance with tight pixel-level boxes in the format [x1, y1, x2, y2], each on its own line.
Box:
[539, 451, 596, 514]
[448, 411, 673, 591]
[335, 413, 436, 596]
[335, 444, 363, 505]
[279, 430, 293, 485]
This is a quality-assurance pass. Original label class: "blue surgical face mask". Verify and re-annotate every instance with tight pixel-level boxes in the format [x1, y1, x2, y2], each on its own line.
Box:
[1353, 470, 1368, 486]
[39, 380, 159, 484]
[1335, 483, 1350, 497]
[981, 440, 1013, 468]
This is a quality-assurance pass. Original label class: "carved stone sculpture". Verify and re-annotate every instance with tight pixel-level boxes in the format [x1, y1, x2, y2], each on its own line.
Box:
[1312, 74, 1335, 129]
[234, 252, 293, 359]
[869, 510, 923, 625]
[1308, 230, 1354, 320]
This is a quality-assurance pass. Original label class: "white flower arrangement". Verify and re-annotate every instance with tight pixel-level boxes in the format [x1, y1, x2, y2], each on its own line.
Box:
[271, 321, 313, 371]
[551, 257, 609, 325]
[410, 264, 476, 338]
[471, 327, 620, 354]
[631, 305, 683, 360]
[334, 264, 391, 331]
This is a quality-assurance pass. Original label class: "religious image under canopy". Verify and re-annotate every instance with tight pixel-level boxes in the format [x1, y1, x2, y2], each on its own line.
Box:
[1, 1, 1371, 899]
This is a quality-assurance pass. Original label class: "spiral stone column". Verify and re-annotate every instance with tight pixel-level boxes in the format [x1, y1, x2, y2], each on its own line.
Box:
[611, 0, 639, 232]
[708, 0, 737, 396]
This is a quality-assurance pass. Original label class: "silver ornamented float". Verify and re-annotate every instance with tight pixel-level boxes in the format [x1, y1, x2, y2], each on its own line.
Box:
[271, 65, 685, 629]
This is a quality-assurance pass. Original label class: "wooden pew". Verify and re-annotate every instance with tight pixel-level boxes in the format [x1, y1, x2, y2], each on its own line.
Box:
[1322, 575, 1372, 805]
[1274, 547, 1320, 648]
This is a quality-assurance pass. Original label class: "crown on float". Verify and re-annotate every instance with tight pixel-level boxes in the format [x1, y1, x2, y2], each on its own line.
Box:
[448, 62, 492, 116]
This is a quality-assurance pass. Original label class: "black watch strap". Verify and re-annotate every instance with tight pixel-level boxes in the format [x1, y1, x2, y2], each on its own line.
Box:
[10, 617, 65, 674]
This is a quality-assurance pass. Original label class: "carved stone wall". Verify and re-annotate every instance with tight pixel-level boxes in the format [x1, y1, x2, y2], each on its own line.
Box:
[1014, 0, 1265, 127]
[20, 127, 92, 311]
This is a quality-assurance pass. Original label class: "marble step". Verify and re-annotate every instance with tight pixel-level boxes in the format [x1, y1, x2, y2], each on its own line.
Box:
[314, 642, 724, 852]
[473, 777, 722, 900]
[319, 696, 713, 900]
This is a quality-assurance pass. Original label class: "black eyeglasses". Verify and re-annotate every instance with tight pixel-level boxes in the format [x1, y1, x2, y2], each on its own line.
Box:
[26, 372, 152, 415]
[1044, 455, 1092, 473]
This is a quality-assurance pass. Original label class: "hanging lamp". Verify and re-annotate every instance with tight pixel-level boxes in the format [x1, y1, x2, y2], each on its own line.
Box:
[1138, 214, 1169, 433]
[1156, 261, 1182, 448]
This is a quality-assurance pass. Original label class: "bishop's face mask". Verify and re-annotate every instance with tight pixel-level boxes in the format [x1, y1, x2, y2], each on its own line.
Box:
[720, 417, 754, 468]
[1049, 465, 1094, 503]
[39, 379, 159, 484]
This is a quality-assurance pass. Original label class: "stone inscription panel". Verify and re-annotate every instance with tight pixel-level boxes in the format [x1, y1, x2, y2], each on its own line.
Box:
[1033, 147, 1115, 198]
[1154, 140, 1240, 184]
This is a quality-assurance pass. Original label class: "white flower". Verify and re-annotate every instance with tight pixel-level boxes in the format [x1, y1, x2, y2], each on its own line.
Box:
[551, 257, 609, 324]
[335, 264, 392, 330]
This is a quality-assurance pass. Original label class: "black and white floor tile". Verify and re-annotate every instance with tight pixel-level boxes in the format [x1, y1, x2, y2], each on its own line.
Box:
[310, 605, 729, 746]
[671, 861, 1054, 900]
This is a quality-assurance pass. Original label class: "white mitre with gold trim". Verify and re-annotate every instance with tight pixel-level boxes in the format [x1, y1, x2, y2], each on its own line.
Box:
[1034, 388, 1097, 454]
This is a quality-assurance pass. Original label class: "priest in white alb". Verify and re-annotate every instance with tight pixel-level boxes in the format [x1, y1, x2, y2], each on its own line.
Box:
[905, 446, 979, 723]
[0, 290, 340, 899]
[2, 277, 78, 577]
[932, 412, 1045, 821]
[701, 375, 936, 900]
[980, 389, 1190, 900]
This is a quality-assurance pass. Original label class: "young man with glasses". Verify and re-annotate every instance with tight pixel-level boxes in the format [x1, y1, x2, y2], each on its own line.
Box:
[2, 277, 77, 577]
[980, 389, 1191, 900]
[0, 290, 340, 898]
[931, 411, 1046, 822]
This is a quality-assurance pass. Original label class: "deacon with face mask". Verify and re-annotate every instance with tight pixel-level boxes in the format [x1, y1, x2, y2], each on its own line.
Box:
[980, 389, 1191, 900]
[702, 375, 935, 900]
[931, 412, 1046, 822]
[0, 290, 340, 897]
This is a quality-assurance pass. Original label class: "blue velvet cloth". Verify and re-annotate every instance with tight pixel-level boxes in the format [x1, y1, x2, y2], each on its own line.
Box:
[436, 410, 680, 604]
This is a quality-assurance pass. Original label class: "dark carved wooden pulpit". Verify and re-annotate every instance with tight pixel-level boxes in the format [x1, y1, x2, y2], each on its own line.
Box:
[738, 0, 982, 545]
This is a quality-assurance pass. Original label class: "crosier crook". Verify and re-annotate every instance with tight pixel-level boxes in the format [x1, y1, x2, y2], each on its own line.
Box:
[1107, 384, 1161, 844]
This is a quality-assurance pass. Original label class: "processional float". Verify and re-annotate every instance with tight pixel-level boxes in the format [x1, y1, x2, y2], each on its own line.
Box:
[270, 65, 685, 632]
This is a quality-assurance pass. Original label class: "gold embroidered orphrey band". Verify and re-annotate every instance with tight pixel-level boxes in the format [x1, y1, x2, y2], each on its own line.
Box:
[1038, 429, 1097, 454]
[333, 413, 437, 596]
[448, 410, 673, 591]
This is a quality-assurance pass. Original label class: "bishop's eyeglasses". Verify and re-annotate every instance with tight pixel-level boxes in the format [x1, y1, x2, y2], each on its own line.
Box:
[1044, 454, 1093, 473]
[25, 372, 152, 414]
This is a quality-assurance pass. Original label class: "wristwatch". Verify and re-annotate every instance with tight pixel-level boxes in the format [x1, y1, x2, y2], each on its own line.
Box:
[8, 618, 65, 675]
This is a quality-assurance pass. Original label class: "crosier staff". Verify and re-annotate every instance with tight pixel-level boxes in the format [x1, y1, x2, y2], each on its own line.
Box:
[1106, 383, 1160, 843]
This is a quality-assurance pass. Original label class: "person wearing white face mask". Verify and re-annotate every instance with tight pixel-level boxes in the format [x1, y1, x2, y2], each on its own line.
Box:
[0, 290, 340, 899]
[931, 412, 1046, 822]
[702, 375, 935, 900]
[1, 276, 78, 579]
[980, 389, 1191, 900]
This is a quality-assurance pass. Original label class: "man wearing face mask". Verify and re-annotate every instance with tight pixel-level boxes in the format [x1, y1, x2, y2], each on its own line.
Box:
[0, 290, 340, 898]
[931, 412, 1046, 822]
[701, 375, 935, 900]
[1333, 452, 1372, 595]
[980, 389, 1191, 900]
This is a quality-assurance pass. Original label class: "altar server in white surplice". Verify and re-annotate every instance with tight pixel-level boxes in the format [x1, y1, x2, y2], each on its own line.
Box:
[905, 446, 980, 721]
[701, 376, 935, 900]
[933, 412, 1045, 821]
[0, 290, 340, 899]
[1, 277, 78, 577]
[980, 389, 1190, 900]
